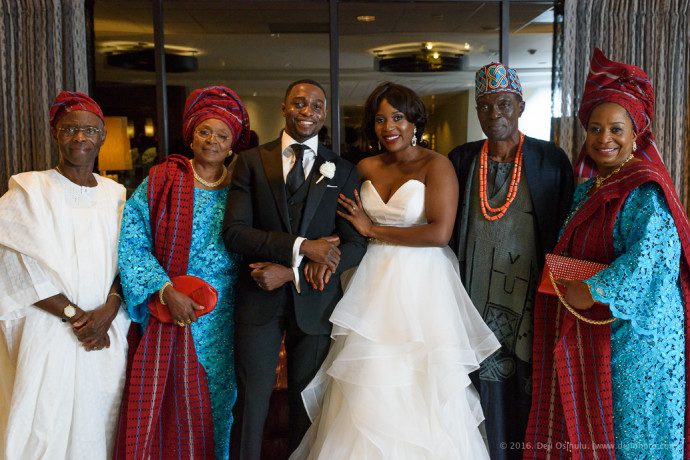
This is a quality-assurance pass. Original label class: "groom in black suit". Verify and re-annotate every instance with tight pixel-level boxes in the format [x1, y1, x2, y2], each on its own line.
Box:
[223, 80, 366, 459]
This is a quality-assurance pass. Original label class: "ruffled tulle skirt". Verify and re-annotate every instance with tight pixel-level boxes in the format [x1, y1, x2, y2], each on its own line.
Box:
[291, 243, 500, 459]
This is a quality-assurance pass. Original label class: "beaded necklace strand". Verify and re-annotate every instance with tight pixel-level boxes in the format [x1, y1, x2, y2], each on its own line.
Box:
[190, 159, 227, 188]
[479, 132, 525, 221]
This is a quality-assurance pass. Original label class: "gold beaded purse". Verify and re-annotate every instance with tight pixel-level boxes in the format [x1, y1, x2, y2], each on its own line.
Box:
[537, 253, 616, 325]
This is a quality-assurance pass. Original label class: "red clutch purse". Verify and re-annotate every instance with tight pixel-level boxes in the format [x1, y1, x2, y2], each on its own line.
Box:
[537, 253, 615, 325]
[148, 275, 218, 323]
[537, 253, 608, 296]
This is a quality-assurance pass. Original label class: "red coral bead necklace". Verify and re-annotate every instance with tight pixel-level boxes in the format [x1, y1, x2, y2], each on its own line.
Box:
[479, 132, 525, 221]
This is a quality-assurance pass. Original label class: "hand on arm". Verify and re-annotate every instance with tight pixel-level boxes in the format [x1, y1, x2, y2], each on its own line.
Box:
[249, 262, 295, 291]
[71, 277, 124, 350]
[71, 299, 118, 348]
[337, 190, 374, 237]
[329, 166, 368, 275]
[303, 261, 333, 291]
[33, 290, 118, 351]
[299, 236, 341, 271]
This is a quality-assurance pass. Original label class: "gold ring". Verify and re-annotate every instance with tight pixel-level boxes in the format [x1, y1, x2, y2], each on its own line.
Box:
[185, 319, 192, 325]
[175, 320, 185, 327]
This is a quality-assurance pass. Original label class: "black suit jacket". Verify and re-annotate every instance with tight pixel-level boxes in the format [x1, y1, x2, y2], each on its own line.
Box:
[222, 137, 367, 335]
[448, 136, 574, 273]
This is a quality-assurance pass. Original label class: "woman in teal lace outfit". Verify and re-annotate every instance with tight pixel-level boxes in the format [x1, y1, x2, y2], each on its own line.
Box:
[118, 86, 250, 459]
[569, 181, 685, 458]
[526, 49, 689, 460]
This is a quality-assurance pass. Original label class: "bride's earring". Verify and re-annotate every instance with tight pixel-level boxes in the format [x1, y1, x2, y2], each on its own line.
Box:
[378, 141, 382, 151]
[632, 141, 637, 152]
[411, 127, 417, 146]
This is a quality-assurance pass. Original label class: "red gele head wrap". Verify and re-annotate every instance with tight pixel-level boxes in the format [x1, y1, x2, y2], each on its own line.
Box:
[575, 48, 662, 179]
[182, 86, 251, 151]
[49, 91, 105, 128]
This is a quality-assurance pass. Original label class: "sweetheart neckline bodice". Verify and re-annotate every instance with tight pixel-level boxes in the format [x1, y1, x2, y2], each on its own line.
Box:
[362, 179, 424, 206]
[360, 179, 426, 227]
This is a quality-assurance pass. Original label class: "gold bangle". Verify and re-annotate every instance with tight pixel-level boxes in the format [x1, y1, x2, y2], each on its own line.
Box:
[159, 281, 173, 305]
[548, 271, 616, 325]
[107, 292, 123, 303]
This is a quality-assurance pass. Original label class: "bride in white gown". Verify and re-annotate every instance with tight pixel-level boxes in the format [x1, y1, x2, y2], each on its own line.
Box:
[291, 82, 500, 459]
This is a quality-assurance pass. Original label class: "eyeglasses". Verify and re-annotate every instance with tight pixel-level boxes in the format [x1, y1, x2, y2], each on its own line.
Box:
[477, 100, 515, 114]
[195, 128, 231, 144]
[57, 126, 103, 139]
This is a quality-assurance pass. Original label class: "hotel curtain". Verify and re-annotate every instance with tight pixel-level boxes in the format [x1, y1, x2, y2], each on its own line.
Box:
[554, 0, 690, 205]
[0, 0, 88, 195]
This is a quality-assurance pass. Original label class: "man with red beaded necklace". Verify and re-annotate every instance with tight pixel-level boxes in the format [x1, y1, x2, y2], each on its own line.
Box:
[448, 62, 573, 460]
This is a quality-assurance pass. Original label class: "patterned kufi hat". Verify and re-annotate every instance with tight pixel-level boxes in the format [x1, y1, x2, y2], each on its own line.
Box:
[49, 91, 104, 128]
[475, 62, 523, 99]
[183, 86, 251, 151]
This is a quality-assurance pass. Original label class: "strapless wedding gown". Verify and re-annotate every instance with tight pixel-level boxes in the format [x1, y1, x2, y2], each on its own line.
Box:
[291, 180, 500, 459]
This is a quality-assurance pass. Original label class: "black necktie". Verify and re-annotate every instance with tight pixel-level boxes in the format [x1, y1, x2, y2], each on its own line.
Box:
[286, 143, 305, 195]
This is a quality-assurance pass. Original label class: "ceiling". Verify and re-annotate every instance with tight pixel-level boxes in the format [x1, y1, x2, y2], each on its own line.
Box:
[94, 1, 555, 104]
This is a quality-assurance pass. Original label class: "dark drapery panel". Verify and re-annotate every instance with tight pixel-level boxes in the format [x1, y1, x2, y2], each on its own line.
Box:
[555, 0, 690, 206]
[0, 0, 88, 195]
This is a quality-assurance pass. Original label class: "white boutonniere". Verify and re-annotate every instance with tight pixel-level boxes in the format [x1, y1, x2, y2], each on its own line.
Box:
[316, 161, 336, 184]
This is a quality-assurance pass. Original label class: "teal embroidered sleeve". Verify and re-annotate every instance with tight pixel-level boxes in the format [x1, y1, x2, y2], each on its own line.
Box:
[117, 178, 170, 324]
[584, 182, 682, 337]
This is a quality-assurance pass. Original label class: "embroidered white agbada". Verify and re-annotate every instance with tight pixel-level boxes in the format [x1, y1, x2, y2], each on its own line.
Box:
[0, 170, 130, 460]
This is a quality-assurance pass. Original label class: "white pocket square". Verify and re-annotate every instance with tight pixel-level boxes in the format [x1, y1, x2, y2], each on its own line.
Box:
[326, 184, 338, 188]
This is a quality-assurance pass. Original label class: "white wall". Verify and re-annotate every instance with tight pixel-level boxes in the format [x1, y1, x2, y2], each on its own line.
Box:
[519, 85, 552, 141]
[242, 96, 285, 144]
[466, 95, 485, 143]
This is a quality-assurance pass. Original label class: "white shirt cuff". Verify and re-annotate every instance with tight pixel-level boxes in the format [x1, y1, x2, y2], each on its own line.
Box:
[292, 237, 306, 267]
[292, 266, 301, 294]
[292, 237, 306, 294]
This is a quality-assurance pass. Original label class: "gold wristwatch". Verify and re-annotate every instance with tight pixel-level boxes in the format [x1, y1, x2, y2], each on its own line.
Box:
[62, 304, 77, 322]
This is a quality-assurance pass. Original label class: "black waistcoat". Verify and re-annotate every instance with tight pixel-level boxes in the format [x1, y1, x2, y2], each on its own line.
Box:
[286, 168, 315, 234]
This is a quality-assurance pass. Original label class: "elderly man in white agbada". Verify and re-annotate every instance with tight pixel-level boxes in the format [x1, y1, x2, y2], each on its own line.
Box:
[0, 91, 130, 459]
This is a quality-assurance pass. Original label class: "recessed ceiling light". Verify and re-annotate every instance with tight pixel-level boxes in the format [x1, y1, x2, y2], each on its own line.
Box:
[357, 15, 376, 22]
[464, 42, 471, 50]
[431, 52, 440, 59]
[424, 42, 433, 50]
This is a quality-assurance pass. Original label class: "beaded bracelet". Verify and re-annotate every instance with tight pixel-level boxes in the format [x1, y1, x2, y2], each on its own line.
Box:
[159, 281, 173, 305]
